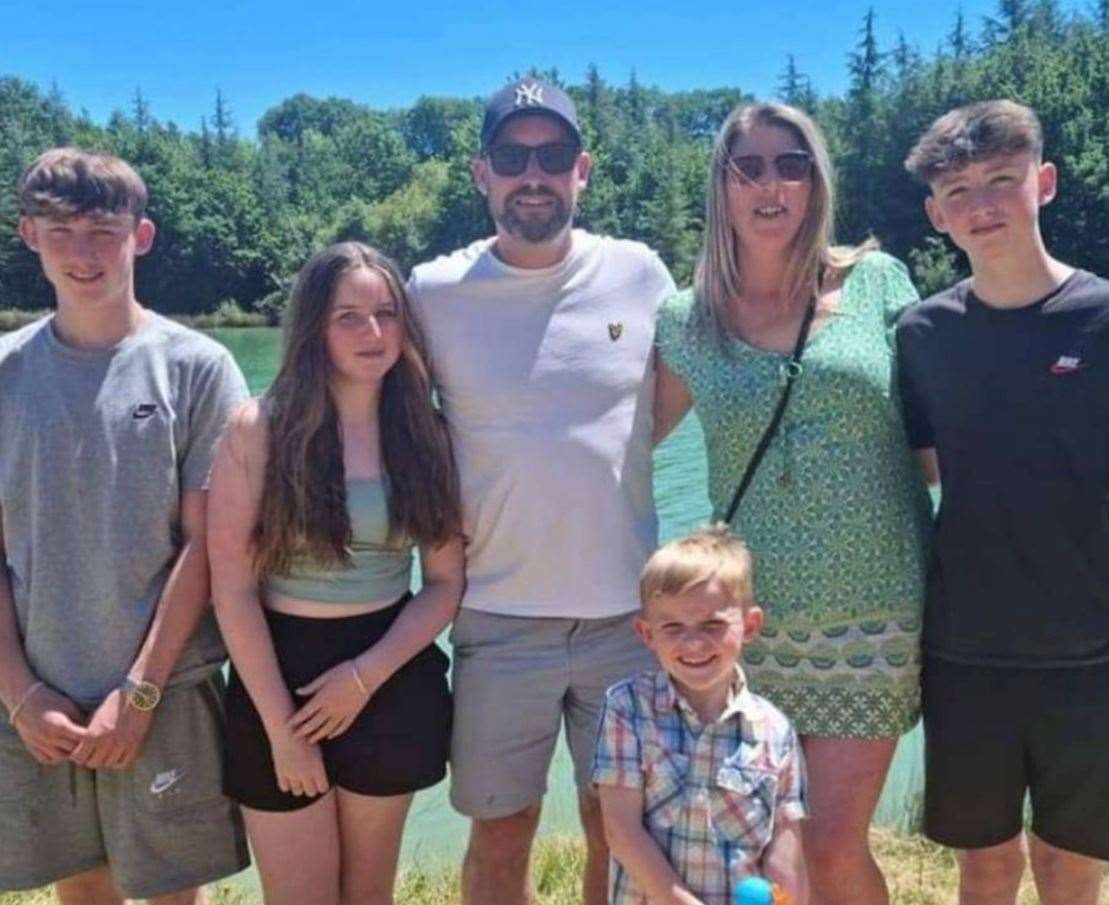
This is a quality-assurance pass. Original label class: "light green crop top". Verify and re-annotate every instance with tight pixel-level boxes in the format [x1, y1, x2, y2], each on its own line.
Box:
[265, 479, 413, 604]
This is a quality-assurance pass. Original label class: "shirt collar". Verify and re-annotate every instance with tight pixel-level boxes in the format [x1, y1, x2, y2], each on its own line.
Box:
[652, 665, 764, 728]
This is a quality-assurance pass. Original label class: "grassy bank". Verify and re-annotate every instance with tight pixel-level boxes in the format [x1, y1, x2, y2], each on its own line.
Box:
[2, 831, 1106, 904]
[0, 302, 274, 332]
[0, 309, 50, 332]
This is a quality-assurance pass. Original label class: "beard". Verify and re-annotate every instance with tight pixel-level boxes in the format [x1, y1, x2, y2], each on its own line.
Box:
[494, 187, 572, 243]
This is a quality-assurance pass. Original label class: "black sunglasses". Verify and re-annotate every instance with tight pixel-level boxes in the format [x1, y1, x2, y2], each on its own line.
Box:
[484, 142, 581, 177]
[725, 151, 813, 184]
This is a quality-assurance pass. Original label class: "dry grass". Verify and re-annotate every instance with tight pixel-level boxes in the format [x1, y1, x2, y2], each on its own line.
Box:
[875, 830, 1109, 904]
[3, 830, 1107, 903]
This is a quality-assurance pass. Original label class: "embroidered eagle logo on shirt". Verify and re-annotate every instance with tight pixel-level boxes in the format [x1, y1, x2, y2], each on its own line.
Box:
[1049, 355, 1083, 375]
[608, 322, 624, 342]
[515, 83, 544, 107]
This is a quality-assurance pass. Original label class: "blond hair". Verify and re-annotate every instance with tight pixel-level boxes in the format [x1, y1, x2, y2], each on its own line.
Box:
[640, 526, 754, 610]
[904, 100, 1043, 185]
[695, 103, 875, 345]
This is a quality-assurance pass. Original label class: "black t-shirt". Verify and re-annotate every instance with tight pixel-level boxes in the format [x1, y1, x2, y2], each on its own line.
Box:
[896, 270, 1109, 667]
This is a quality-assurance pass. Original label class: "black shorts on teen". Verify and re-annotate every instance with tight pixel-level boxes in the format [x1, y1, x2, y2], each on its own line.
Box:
[922, 656, 1109, 859]
[223, 594, 451, 811]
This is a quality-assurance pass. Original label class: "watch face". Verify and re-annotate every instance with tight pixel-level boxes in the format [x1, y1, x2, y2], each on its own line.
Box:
[128, 681, 161, 711]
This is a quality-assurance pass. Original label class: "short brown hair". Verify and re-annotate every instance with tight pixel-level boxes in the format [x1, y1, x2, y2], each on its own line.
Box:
[640, 526, 754, 610]
[904, 100, 1043, 185]
[19, 148, 148, 219]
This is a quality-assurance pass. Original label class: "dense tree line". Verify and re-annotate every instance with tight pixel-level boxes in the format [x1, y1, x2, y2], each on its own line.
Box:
[1, 1, 1106, 317]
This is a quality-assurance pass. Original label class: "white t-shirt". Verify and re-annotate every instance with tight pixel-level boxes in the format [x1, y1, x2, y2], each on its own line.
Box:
[409, 230, 676, 618]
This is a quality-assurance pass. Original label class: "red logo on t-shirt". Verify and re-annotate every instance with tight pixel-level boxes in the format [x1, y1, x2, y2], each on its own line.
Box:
[1049, 355, 1082, 375]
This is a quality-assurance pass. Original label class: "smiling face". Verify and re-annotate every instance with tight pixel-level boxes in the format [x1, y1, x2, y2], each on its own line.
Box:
[725, 123, 813, 260]
[324, 266, 403, 390]
[925, 151, 1055, 266]
[472, 114, 591, 250]
[635, 579, 763, 714]
[19, 212, 154, 310]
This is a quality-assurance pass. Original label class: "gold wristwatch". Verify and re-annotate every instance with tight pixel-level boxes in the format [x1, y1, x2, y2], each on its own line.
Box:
[121, 677, 162, 712]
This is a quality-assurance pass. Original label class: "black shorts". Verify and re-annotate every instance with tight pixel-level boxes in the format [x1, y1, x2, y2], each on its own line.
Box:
[223, 595, 451, 811]
[922, 656, 1109, 859]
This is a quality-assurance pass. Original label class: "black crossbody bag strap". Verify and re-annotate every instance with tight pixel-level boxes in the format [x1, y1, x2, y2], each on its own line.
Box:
[723, 298, 817, 526]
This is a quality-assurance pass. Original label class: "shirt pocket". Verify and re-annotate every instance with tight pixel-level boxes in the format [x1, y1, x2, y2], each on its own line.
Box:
[711, 763, 778, 852]
[643, 740, 689, 830]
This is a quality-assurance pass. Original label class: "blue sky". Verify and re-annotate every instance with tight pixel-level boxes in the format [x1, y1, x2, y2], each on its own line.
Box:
[0, 0, 1089, 135]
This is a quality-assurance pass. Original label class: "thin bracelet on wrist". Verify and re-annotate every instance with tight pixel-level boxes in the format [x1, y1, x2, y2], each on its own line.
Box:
[350, 661, 370, 696]
[8, 680, 45, 726]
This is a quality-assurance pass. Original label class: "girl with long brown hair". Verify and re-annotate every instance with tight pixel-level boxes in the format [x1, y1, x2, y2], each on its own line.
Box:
[653, 104, 932, 905]
[208, 242, 462, 905]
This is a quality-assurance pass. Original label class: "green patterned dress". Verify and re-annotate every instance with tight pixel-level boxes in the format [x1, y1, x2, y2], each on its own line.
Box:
[656, 252, 932, 738]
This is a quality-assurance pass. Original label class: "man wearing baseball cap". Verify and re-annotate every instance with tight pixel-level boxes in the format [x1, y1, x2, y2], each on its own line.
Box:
[409, 78, 676, 904]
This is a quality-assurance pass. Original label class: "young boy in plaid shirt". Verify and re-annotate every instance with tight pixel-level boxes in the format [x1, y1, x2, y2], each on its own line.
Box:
[593, 528, 808, 905]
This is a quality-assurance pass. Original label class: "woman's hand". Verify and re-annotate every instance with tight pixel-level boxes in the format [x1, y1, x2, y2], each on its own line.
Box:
[288, 660, 373, 743]
[269, 725, 329, 797]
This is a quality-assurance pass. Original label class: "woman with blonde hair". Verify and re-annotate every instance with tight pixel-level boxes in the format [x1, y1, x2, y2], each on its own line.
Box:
[654, 104, 931, 904]
[208, 242, 463, 904]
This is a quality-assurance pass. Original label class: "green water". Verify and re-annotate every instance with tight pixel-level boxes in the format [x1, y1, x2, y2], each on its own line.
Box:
[208, 327, 924, 876]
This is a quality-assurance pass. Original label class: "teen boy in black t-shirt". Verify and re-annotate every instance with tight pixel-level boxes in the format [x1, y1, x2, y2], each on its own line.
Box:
[898, 100, 1109, 905]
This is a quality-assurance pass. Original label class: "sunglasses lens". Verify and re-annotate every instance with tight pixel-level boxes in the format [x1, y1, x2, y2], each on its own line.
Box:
[776, 153, 812, 181]
[488, 145, 529, 176]
[488, 143, 579, 176]
[730, 156, 765, 182]
[536, 144, 578, 174]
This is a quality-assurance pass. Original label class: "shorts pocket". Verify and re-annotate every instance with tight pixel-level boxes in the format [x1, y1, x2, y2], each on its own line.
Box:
[711, 764, 777, 851]
[360, 648, 452, 738]
[448, 608, 481, 651]
[0, 733, 39, 804]
[643, 741, 689, 830]
[131, 680, 227, 815]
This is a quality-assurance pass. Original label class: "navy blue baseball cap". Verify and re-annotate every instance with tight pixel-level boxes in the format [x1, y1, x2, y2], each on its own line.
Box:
[480, 78, 582, 150]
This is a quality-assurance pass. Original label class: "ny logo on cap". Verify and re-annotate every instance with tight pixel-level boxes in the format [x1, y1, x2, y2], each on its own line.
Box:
[515, 82, 544, 107]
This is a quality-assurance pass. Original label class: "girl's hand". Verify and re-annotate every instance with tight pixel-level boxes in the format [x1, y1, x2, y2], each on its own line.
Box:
[269, 726, 329, 797]
[288, 660, 373, 743]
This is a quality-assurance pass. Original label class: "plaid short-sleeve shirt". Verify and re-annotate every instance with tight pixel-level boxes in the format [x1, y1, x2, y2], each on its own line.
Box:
[592, 667, 807, 905]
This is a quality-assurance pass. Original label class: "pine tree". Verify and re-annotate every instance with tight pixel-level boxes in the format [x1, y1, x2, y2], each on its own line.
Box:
[984, 0, 1031, 43]
[198, 116, 213, 169]
[213, 90, 234, 149]
[848, 8, 885, 98]
[841, 8, 888, 242]
[583, 62, 613, 145]
[892, 33, 921, 81]
[948, 8, 971, 59]
[626, 70, 646, 126]
[131, 87, 150, 135]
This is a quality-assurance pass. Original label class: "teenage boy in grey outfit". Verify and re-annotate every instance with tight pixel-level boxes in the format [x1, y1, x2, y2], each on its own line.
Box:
[0, 148, 249, 904]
